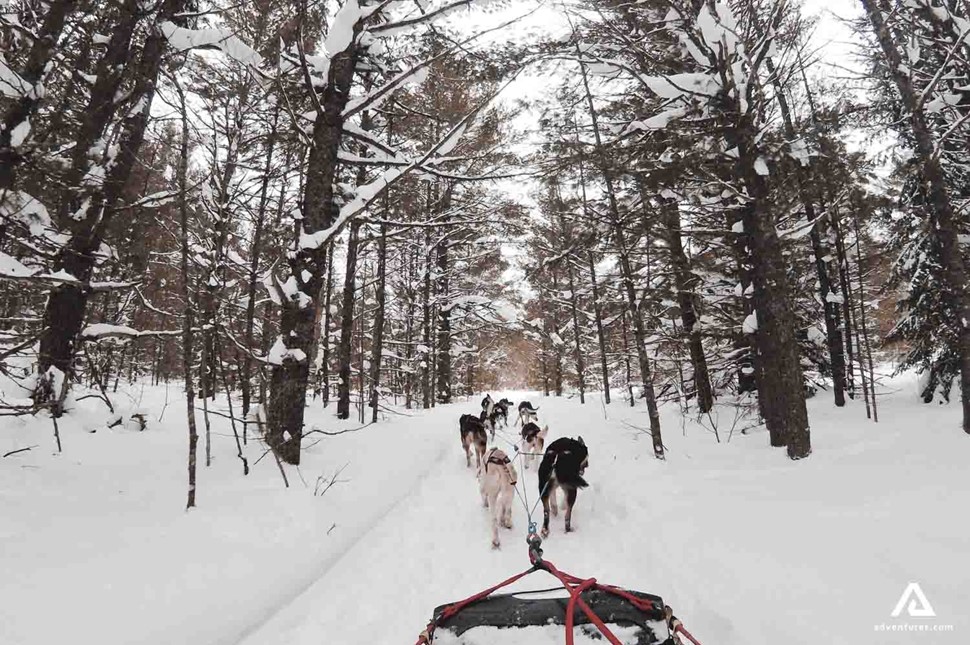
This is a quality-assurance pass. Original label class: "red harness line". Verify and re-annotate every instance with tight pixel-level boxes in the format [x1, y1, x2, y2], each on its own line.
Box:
[414, 557, 696, 645]
[674, 622, 703, 645]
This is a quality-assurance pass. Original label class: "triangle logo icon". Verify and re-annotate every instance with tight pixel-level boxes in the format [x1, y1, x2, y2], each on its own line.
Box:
[891, 582, 936, 618]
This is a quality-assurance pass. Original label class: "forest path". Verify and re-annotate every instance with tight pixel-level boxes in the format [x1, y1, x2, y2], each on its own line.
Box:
[234, 385, 970, 645]
[234, 392, 732, 644]
[3, 380, 969, 645]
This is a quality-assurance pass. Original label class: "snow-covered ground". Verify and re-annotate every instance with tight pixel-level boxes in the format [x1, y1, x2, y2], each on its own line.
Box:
[2, 372, 967, 644]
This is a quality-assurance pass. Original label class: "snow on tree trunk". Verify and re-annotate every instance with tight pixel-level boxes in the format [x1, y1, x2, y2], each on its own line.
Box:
[862, 0, 970, 434]
[576, 51, 664, 458]
[657, 196, 713, 413]
[36, 0, 187, 415]
[265, 15, 362, 461]
[436, 185, 453, 404]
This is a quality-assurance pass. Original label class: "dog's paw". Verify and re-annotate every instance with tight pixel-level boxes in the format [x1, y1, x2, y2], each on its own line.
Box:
[491, 539, 500, 549]
[540, 527, 549, 538]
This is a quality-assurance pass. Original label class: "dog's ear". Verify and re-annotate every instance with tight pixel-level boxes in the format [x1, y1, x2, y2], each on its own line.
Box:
[577, 436, 585, 446]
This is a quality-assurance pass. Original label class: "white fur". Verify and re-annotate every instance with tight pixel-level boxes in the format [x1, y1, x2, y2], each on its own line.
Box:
[521, 424, 548, 470]
[478, 454, 516, 548]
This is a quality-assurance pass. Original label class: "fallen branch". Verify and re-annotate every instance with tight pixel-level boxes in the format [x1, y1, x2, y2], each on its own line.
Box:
[2, 445, 37, 458]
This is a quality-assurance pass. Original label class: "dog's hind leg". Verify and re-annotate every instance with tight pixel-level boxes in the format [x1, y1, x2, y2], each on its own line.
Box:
[489, 489, 501, 548]
[502, 494, 513, 529]
[540, 493, 551, 538]
[564, 487, 578, 533]
[549, 484, 559, 517]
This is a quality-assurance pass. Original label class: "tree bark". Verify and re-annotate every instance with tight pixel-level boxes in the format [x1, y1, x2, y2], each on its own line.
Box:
[585, 251, 610, 404]
[863, 0, 970, 433]
[175, 82, 198, 509]
[0, 0, 77, 190]
[36, 0, 187, 414]
[565, 259, 586, 404]
[265, 16, 363, 462]
[725, 112, 811, 458]
[577, 54, 664, 457]
[436, 185, 453, 404]
[336, 221, 361, 419]
[369, 224, 387, 422]
[657, 196, 714, 413]
[421, 220, 433, 408]
[242, 107, 280, 420]
[765, 56, 846, 407]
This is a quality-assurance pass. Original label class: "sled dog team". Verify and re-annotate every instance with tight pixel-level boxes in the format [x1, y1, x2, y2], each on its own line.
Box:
[459, 394, 589, 549]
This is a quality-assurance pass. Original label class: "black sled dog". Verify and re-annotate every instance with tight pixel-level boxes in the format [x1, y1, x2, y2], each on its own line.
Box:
[459, 414, 487, 469]
[538, 437, 588, 537]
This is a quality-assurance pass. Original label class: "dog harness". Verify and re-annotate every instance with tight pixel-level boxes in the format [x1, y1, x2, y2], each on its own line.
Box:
[483, 448, 517, 486]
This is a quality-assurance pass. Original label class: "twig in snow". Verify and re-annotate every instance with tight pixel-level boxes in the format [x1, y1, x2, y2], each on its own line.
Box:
[3, 445, 37, 458]
[315, 463, 350, 497]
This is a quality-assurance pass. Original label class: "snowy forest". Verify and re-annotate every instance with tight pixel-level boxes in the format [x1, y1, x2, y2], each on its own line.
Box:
[2, 1, 968, 644]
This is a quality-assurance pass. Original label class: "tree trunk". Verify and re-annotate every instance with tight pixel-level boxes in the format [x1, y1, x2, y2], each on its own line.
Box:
[242, 109, 280, 420]
[320, 244, 335, 406]
[36, 0, 187, 414]
[657, 196, 714, 413]
[176, 82, 198, 509]
[369, 224, 388, 422]
[765, 56, 846, 407]
[421, 223, 433, 409]
[577, 53, 664, 457]
[863, 0, 970, 433]
[0, 0, 76, 190]
[336, 221, 361, 419]
[566, 260, 586, 404]
[726, 112, 811, 458]
[265, 17, 362, 462]
[551, 271, 563, 397]
[436, 186, 453, 404]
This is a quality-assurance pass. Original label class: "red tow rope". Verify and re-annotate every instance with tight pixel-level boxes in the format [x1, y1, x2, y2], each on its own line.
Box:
[414, 567, 536, 645]
[414, 532, 702, 645]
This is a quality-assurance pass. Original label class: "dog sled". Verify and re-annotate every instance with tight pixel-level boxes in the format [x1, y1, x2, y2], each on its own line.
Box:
[414, 530, 701, 645]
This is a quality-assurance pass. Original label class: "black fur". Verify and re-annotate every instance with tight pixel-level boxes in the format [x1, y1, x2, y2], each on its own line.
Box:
[459, 414, 488, 468]
[493, 399, 511, 422]
[518, 400, 539, 414]
[521, 422, 542, 443]
[538, 436, 589, 536]
[460, 413, 486, 439]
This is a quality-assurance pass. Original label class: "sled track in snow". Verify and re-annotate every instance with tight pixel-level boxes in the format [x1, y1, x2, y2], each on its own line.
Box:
[222, 438, 454, 645]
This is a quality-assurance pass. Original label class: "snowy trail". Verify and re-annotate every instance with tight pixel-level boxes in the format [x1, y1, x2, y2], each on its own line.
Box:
[4, 378, 969, 645]
[236, 393, 725, 645]
[222, 437, 454, 645]
[236, 387, 970, 645]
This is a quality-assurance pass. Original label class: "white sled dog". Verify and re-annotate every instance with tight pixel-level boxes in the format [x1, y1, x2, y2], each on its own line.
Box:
[479, 447, 518, 548]
[519, 422, 548, 470]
